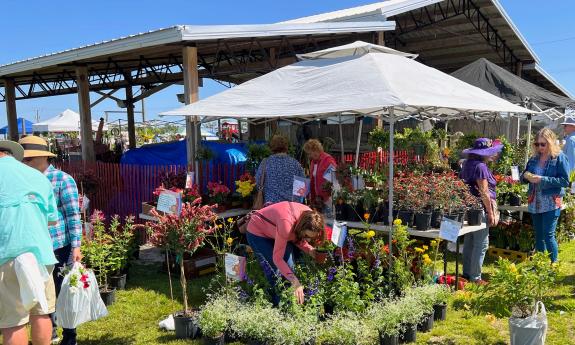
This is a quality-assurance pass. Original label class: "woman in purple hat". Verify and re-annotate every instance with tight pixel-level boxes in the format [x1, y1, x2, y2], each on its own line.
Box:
[522, 128, 570, 263]
[459, 138, 502, 284]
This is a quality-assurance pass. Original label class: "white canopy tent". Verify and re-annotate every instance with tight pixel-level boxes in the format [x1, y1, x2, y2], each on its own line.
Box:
[161, 41, 534, 249]
[33, 109, 106, 132]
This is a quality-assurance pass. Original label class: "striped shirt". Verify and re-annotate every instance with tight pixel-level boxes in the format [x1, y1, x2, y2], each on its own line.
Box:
[44, 165, 82, 249]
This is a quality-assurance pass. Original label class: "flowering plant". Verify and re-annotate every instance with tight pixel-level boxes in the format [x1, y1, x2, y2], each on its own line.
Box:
[60, 265, 91, 294]
[207, 181, 231, 205]
[235, 172, 256, 199]
[148, 198, 218, 315]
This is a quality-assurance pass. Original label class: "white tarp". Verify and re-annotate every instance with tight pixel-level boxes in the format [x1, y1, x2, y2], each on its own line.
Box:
[33, 109, 106, 132]
[161, 42, 534, 119]
[297, 41, 418, 60]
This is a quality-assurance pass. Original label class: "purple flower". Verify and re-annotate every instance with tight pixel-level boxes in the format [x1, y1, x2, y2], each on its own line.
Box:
[327, 267, 337, 282]
[305, 278, 319, 297]
[346, 236, 355, 259]
[372, 255, 381, 270]
[246, 276, 254, 286]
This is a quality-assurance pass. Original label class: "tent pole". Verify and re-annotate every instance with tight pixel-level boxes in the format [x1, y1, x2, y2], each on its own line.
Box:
[339, 114, 344, 163]
[516, 116, 521, 143]
[354, 117, 363, 168]
[506, 116, 512, 141]
[525, 114, 532, 167]
[388, 108, 395, 257]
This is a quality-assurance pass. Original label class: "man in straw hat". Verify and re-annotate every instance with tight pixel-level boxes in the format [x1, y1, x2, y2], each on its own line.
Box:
[561, 116, 575, 176]
[0, 140, 59, 345]
[19, 136, 82, 345]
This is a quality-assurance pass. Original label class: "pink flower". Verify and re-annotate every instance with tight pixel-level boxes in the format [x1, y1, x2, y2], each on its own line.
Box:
[91, 210, 105, 223]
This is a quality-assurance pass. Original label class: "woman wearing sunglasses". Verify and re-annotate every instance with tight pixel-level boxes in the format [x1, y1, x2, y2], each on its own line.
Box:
[523, 128, 570, 262]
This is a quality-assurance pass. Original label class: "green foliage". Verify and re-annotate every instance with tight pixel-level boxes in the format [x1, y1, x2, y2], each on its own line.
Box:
[195, 145, 215, 161]
[199, 293, 240, 338]
[246, 143, 272, 173]
[368, 127, 390, 150]
[316, 312, 377, 345]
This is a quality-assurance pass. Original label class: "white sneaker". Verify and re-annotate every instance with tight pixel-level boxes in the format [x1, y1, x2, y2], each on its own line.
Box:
[51, 337, 61, 344]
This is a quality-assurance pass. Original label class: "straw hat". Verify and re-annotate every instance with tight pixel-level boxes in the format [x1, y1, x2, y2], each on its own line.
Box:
[0, 140, 25, 161]
[18, 136, 56, 158]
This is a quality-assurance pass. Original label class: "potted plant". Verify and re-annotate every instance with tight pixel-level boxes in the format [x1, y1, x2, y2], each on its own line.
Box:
[230, 304, 280, 344]
[406, 285, 437, 333]
[366, 301, 402, 345]
[396, 294, 425, 343]
[82, 210, 116, 306]
[207, 181, 231, 211]
[199, 295, 235, 344]
[431, 284, 451, 321]
[317, 312, 377, 345]
[148, 198, 218, 339]
[517, 224, 534, 253]
[235, 172, 256, 209]
[107, 215, 135, 290]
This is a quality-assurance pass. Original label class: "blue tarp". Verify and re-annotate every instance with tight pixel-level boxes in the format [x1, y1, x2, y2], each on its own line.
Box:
[0, 118, 34, 135]
[120, 140, 248, 166]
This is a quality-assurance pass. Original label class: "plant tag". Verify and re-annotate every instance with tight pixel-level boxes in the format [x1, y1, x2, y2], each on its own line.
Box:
[224, 253, 246, 281]
[331, 221, 347, 247]
[157, 190, 182, 215]
[571, 182, 575, 194]
[352, 175, 365, 191]
[439, 217, 462, 243]
[185, 172, 195, 189]
[292, 176, 310, 197]
[511, 166, 520, 181]
[323, 164, 337, 183]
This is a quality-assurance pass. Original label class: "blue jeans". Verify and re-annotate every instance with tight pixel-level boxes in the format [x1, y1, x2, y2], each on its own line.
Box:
[50, 244, 77, 342]
[462, 225, 489, 282]
[246, 232, 300, 306]
[531, 208, 560, 262]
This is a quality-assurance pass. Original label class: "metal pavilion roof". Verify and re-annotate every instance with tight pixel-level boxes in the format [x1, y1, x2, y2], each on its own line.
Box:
[283, 0, 573, 98]
[0, 21, 395, 101]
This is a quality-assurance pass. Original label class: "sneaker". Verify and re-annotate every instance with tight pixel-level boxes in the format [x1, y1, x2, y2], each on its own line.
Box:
[51, 336, 61, 344]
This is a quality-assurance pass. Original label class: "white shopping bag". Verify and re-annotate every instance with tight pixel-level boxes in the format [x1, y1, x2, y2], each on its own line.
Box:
[55, 263, 107, 328]
[14, 253, 50, 313]
[509, 301, 548, 345]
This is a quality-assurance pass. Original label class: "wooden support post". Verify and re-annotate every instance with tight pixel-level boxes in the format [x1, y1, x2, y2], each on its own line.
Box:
[182, 46, 200, 169]
[75, 67, 96, 161]
[125, 86, 136, 149]
[376, 32, 385, 129]
[4, 78, 18, 141]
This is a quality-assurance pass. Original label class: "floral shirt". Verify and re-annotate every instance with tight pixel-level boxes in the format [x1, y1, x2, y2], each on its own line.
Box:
[528, 164, 561, 214]
[255, 154, 305, 205]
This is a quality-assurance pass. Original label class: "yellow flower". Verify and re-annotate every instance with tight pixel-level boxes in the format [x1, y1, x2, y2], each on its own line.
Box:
[430, 239, 440, 247]
[226, 237, 234, 246]
[366, 230, 376, 239]
[509, 263, 518, 274]
[422, 245, 429, 251]
[364, 213, 371, 221]
[227, 217, 234, 224]
[422, 254, 430, 260]
[393, 219, 402, 226]
[415, 247, 425, 253]
[217, 224, 223, 229]
[485, 314, 496, 324]
[423, 257, 432, 265]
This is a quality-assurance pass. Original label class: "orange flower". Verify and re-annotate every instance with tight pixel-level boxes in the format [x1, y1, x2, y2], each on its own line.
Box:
[364, 213, 370, 221]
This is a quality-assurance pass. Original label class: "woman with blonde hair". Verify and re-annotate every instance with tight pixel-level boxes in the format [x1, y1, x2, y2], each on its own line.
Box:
[303, 139, 337, 217]
[246, 201, 325, 305]
[522, 128, 570, 262]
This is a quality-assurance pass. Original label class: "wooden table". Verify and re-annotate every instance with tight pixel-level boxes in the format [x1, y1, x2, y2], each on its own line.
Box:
[139, 208, 250, 222]
[325, 219, 488, 290]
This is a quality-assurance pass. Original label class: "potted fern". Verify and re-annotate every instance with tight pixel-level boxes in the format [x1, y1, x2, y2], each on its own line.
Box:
[148, 198, 218, 339]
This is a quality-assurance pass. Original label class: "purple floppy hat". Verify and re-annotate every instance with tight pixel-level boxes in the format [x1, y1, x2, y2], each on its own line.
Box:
[462, 138, 503, 157]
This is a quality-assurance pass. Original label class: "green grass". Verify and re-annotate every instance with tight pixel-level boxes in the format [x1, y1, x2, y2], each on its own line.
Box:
[5, 242, 574, 344]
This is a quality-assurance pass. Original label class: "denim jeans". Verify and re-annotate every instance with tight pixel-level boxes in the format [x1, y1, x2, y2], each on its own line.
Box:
[531, 208, 560, 262]
[246, 232, 300, 306]
[50, 244, 77, 343]
[462, 218, 489, 282]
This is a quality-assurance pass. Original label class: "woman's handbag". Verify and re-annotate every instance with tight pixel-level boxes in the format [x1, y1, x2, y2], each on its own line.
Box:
[237, 211, 276, 234]
[252, 159, 267, 210]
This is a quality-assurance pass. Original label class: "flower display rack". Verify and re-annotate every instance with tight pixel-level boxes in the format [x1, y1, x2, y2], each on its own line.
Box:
[487, 246, 528, 262]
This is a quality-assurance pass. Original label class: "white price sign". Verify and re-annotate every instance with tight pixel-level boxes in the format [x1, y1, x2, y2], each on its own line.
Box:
[439, 217, 463, 243]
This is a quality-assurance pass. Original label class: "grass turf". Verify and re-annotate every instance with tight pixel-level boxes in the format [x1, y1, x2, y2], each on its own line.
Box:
[4, 242, 574, 345]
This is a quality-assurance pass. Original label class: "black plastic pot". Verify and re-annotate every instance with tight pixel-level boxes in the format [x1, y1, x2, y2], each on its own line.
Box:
[444, 213, 459, 222]
[397, 210, 414, 227]
[431, 210, 443, 229]
[508, 193, 522, 206]
[203, 334, 225, 345]
[109, 274, 127, 290]
[399, 323, 417, 343]
[466, 209, 483, 226]
[414, 212, 432, 231]
[379, 332, 400, 345]
[417, 313, 434, 333]
[457, 210, 466, 223]
[174, 311, 200, 339]
[99, 288, 116, 306]
[433, 303, 447, 321]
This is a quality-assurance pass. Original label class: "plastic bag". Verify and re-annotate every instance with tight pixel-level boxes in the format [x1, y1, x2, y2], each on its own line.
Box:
[159, 315, 175, 331]
[14, 253, 50, 313]
[55, 263, 107, 328]
[509, 301, 547, 345]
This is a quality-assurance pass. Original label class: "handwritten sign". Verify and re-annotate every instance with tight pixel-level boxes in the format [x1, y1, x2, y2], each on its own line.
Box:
[439, 217, 463, 243]
[511, 166, 520, 181]
[292, 176, 310, 197]
[157, 190, 182, 215]
[224, 253, 246, 281]
[331, 221, 348, 247]
[323, 164, 337, 183]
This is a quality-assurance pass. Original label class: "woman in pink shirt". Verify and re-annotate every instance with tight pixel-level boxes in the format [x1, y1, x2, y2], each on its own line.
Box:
[246, 201, 325, 305]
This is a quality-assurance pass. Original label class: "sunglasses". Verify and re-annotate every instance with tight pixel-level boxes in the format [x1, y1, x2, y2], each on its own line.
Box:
[533, 142, 547, 147]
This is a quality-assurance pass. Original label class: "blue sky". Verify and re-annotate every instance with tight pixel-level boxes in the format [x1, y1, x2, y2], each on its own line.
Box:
[0, 0, 573, 127]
